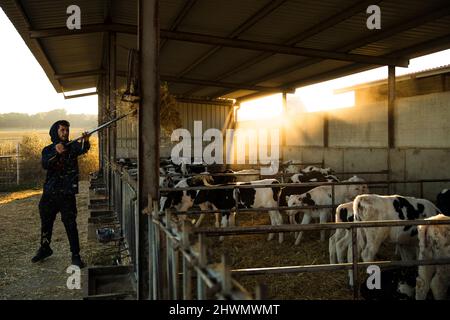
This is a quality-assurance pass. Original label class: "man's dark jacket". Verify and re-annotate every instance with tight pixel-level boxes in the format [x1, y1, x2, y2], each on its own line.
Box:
[41, 121, 90, 195]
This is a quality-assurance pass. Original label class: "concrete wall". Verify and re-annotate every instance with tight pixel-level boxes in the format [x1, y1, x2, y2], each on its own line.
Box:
[396, 91, 450, 148]
[282, 90, 450, 200]
[282, 146, 450, 200]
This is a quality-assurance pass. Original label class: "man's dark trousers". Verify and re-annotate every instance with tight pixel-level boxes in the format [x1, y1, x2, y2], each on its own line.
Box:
[38, 192, 80, 255]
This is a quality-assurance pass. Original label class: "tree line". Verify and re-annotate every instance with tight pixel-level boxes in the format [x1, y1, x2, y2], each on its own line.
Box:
[0, 109, 97, 129]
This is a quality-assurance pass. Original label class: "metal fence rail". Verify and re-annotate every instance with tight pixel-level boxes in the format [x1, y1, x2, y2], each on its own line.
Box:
[147, 203, 253, 300]
[159, 177, 450, 299]
[108, 163, 251, 300]
[193, 218, 450, 299]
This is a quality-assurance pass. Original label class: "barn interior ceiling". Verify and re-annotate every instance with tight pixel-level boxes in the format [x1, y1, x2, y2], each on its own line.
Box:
[1, 0, 450, 102]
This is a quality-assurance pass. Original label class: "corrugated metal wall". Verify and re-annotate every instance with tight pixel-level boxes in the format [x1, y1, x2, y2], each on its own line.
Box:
[115, 100, 233, 159]
[175, 101, 232, 133]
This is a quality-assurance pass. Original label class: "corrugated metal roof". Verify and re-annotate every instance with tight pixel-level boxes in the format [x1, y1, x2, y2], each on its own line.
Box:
[0, 0, 449, 100]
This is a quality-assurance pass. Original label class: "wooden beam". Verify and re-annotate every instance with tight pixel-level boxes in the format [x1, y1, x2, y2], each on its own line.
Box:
[63, 91, 98, 99]
[161, 75, 294, 93]
[161, 30, 409, 67]
[138, 0, 159, 300]
[29, 23, 137, 38]
[175, 97, 234, 106]
[55, 69, 105, 80]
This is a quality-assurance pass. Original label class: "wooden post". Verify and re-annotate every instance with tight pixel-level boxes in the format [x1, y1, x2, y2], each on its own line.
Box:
[16, 142, 20, 185]
[137, 0, 160, 300]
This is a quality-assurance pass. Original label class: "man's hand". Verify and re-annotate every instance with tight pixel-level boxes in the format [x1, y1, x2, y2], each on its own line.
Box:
[55, 143, 66, 154]
[81, 131, 91, 143]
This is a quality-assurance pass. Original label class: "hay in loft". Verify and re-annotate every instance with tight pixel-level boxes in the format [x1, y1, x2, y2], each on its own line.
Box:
[160, 83, 182, 134]
[117, 83, 182, 134]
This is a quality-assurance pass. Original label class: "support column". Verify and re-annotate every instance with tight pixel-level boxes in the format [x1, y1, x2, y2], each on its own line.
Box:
[323, 112, 329, 148]
[138, 0, 160, 300]
[388, 65, 396, 148]
[109, 32, 117, 208]
[281, 93, 287, 163]
[105, 33, 111, 207]
[97, 76, 103, 172]
[109, 32, 117, 164]
[387, 65, 396, 193]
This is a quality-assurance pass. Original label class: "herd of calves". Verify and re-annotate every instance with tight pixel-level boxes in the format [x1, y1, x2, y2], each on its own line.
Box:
[158, 161, 450, 300]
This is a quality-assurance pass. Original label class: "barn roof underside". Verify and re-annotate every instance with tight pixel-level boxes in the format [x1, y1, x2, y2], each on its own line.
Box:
[1, 0, 450, 102]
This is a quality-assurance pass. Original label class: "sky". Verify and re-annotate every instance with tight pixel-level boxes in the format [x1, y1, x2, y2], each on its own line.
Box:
[0, 8, 98, 115]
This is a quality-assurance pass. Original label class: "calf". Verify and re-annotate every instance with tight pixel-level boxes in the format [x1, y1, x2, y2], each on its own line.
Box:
[329, 202, 355, 265]
[353, 194, 440, 263]
[301, 165, 333, 176]
[286, 176, 368, 245]
[360, 267, 417, 300]
[194, 179, 284, 243]
[290, 171, 339, 184]
[280, 172, 339, 230]
[436, 189, 450, 216]
[415, 214, 450, 300]
[160, 176, 213, 221]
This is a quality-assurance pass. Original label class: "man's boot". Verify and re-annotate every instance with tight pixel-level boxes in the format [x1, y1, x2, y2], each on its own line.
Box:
[71, 254, 86, 268]
[31, 246, 53, 263]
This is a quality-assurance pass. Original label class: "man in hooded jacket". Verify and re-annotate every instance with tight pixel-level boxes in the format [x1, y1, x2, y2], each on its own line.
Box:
[31, 120, 90, 267]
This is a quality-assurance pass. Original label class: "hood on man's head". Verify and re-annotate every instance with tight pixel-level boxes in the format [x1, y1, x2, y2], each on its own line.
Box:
[49, 120, 70, 143]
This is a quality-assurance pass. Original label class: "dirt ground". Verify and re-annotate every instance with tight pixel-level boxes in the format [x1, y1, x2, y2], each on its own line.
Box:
[199, 212, 354, 300]
[0, 181, 102, 300]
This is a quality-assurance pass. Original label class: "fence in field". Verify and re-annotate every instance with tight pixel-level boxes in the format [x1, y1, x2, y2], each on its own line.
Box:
[0, 141, 20, 188]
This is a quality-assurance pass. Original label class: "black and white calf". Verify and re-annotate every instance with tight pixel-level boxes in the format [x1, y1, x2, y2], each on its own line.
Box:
[160, 176, 213, 223]
[415, 214, 450, 300]
[360, 266, 418, 300]
[329, 202, 357, 265]
[289, 171, 339, 184]
[194, 179, 284, 243]
[286, 176, 368, 245]
[353, 194, 441, 263]
[436, 189, 450, 216]
[279, 171, 339, 230]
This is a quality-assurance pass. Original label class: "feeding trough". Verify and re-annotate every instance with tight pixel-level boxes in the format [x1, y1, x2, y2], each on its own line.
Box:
[84, 265, 136, 300]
